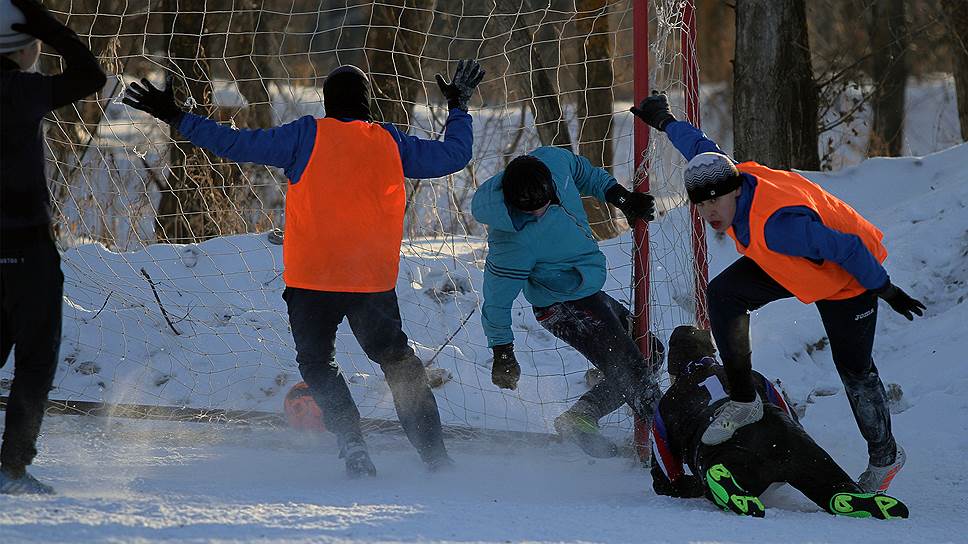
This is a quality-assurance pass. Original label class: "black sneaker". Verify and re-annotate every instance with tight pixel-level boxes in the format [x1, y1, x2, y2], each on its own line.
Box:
[425, 454, 456, 473]
[705, 463, 765, 517]
[829, 492, 909, 520]
[0, 469, 55, 495]
[340, 439, 376, 479]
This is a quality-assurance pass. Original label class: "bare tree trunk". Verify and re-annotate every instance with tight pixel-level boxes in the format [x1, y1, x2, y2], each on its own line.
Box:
[364, 0, 435, 234]
[942, 0, 968, 141]
[491, 0, 572, 149]
[733, 0, 819, 170]
[227, 0, 275, 129]
[155, 3, 244, 243]
[868, 0, 908, 157]
[365, 0, 433, 127]
[575, 0, 620, 240]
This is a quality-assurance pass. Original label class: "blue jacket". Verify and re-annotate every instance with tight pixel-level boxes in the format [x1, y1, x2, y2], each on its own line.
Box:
[472, 146, 618, 347]
[176, 108, 473, 183]
[665, 121, 888, 290]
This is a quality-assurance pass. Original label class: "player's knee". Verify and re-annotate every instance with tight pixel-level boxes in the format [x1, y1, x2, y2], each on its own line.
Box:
[381, 353, 428, 384]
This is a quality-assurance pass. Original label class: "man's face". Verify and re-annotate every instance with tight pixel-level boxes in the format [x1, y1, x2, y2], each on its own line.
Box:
[5, 41, 41, 71]
[695, 188, 740, 233]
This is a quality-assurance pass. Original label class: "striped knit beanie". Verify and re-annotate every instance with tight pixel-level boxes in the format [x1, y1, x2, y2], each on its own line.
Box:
[0, 0, 35, 54]
[684, 152, 741, 204]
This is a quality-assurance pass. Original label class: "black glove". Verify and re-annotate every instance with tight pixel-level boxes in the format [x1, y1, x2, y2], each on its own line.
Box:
[605, 184, 655, 224]
[122, 77, 185, 125]
[10, 0, 73, 42]
[491, 343, 521, 390]
[630, 90, 676, 132]
[874, 282, 926, 321]
[435, 59, 485, 111]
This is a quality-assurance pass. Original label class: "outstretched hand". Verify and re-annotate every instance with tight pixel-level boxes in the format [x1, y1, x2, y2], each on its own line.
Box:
[630, 90, 676, 132]
[605, 184, 655, 224]
[435, 59, 485, 111]
[122, 76, 184, 125]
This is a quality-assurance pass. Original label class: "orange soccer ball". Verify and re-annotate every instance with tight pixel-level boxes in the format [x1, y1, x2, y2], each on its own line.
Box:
[283, 381, 326, 432]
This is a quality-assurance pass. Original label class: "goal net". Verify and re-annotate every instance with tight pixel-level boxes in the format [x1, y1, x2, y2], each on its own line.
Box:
[4, 0, 705, 445]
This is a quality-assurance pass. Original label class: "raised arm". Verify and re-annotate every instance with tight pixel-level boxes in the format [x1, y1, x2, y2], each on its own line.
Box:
[631, 91, 726, 161]
[177, 114, 316, 182]
[11, 0, 106, 110]
[123, 78, 315, 181]
[381, 108, 472, 179]
[753, 371, 799, 423]
[380, 60, 484, 179]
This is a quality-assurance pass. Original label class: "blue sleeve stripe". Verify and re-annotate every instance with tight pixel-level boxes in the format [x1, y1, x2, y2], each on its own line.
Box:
[486, 262, 531, 279]
[486, 268, 530, 281]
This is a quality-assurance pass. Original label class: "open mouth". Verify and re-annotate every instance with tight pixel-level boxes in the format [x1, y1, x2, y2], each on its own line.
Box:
[710, 221, 722, 230]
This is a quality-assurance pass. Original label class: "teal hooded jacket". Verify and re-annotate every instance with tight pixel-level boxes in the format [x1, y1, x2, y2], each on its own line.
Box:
[471, 146, 619, 347]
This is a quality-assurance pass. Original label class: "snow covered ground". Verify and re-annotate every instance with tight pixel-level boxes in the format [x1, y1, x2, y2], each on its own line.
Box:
[2, 142, 966, 542]
[0, 407, 963, 544]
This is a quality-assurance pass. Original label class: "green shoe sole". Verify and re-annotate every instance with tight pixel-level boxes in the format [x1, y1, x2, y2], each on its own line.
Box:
[829, 492, 909, 520]
[705, 463, 765, 518]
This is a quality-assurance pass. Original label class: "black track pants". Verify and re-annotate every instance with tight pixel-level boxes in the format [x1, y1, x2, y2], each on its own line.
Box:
[1, 227, 62, 473]
[283, 287, 447, 462]
[698, 406, 862, 513]
[534, 291, 660, 420]
[707, 256, 896, 465]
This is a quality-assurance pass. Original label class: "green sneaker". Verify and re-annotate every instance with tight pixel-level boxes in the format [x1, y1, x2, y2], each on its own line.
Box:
[553, 410, 618, 459]
[829, 492, 909, 520]
[705, 463, 765, 518]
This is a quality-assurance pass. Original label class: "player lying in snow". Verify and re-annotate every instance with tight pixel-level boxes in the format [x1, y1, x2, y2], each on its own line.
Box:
[649, 325, 908, 520]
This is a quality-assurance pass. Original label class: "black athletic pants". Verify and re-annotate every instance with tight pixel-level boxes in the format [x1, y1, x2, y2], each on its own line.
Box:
[533, 291, 660, 420]
[698, 406, 863, 513]
[0, 226, 62, 474]
[707, 256, 896, 465]
[283, 287, 447, 463]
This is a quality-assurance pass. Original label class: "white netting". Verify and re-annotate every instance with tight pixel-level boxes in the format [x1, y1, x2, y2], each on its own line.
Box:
[3, 0, 704, 442]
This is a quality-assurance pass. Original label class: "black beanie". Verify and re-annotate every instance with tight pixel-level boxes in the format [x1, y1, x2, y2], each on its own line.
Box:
[502, 155, 558, 211]
[667, 325, 717, 378]
[684, 152, 742, 204]
[323, 65, 372, 121]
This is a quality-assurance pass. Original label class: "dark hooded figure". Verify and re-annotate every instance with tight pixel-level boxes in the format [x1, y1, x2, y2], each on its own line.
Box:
[123, 59, 485, 477]
[321, 64, 371, 121]
[649, 325, 908, 520]
[1, 0, 106, 495]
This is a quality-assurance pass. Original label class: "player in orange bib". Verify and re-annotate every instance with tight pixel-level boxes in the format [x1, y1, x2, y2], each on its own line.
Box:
[632, 92, 924, 493]
[124, 60, 483, 478]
